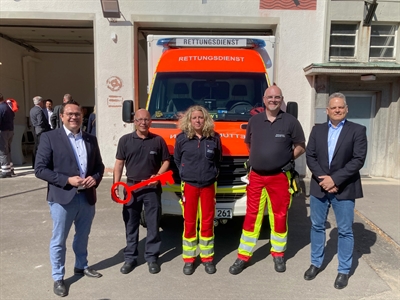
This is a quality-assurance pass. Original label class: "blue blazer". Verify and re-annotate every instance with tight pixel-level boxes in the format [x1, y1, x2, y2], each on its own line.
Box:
[35, 128, 105, 205]
[306, 120, 367, 200]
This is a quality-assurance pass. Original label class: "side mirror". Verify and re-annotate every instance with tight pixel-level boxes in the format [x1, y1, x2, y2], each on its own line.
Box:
[286, 102, 298, 119]
[122, 100, 134, 123]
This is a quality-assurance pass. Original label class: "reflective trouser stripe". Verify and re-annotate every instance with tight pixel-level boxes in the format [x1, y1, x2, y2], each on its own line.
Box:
[182, 237, 197, 259]
[1, 164, 11, 173]
[181, 181, 215, 260]
[270, 232, 287, 252]
[199, 236, 214, 258]
[266, 171, 292, 254]
[238, 187, 268, 258]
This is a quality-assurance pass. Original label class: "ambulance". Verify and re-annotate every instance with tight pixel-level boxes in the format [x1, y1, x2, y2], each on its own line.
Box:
[123, 35, 278, 225]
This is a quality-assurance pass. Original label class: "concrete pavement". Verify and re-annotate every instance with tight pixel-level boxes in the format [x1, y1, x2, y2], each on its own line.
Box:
[0, 165, 399, 299]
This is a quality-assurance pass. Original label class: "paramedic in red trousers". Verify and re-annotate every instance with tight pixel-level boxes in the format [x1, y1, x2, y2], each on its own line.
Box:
[174, 105, 222, 275]
[113, 109, 170, 275]
[229, 85, 306, 275]
[304, 93, 367, 289]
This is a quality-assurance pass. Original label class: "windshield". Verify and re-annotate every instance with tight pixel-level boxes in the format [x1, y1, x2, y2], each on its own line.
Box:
[148, 72, 268, 121]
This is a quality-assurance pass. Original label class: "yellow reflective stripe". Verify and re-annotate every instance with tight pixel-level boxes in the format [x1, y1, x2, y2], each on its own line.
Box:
[270, 243, 285, 252]
[216, 185, 247, 193]
[239, 243, 253, 253]
[240, 234, 257, 244]
[270, 233, 286, 244]
[182, 250, 197, 257]
[200, 248, 214, 257]
[270, 227, 288, 253]
[238, 188, 267, 257]
[199, 238, 214, 246]
[183, 240, 197, 247]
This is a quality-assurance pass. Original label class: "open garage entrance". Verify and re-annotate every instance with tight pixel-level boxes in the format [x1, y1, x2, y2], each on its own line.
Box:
[0, 19, 94, 165]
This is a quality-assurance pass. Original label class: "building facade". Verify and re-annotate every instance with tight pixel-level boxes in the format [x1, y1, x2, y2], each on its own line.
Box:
[0, 0, 399, 178]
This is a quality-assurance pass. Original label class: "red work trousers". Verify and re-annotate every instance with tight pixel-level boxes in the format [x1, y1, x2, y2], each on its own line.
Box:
[181, 182, 216, 263]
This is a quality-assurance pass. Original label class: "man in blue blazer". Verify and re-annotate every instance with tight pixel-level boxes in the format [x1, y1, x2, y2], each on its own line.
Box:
[35, 100, 105, 297]
[304, 92, 367, 289]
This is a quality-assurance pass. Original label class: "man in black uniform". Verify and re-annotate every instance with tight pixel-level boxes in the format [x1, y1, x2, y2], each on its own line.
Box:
[113, 109, 170, 275]
[229, 85, 306, 275]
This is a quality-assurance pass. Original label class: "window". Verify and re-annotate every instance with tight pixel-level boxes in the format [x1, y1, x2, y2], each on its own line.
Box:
[369, 24, 397, 59]
[329, 24, 358, 59]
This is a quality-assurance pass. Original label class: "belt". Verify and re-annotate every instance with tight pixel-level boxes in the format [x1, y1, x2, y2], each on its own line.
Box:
[252, 168, 282, 176]
[127, 179, 142, 184]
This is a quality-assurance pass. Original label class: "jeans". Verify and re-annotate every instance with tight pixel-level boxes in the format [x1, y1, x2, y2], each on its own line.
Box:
[49, 193, 95, 280]
[310, 193, 355, 274]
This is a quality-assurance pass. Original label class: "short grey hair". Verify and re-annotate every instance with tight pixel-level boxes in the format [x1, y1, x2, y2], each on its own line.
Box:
[63, 94, 72, 102]
[328, 92, 347, 106]
[33, 96, 43, 105]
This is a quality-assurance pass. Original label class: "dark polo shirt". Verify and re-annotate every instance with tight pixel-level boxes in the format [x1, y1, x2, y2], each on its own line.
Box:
[245, 110, 305, 174]
[116, 131, 170, 182]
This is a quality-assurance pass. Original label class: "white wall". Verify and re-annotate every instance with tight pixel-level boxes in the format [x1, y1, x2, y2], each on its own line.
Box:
[35, 53, 95, 106]
[0, 38, 29, 126]
[0, 0, 327, 174]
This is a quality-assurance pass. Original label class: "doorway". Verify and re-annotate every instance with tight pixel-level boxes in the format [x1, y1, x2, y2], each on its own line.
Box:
[343, 92, 375, 176]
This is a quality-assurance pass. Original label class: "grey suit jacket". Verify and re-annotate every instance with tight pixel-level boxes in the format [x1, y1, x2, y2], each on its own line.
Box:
[306, 120, 367, 200]
[30, 105, 51, 136]
[50, 105, 63, 129]
[35, 128, 105, 205]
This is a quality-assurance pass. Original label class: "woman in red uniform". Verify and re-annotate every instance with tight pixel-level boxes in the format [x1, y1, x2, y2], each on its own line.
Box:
[174, 105, 222, 275]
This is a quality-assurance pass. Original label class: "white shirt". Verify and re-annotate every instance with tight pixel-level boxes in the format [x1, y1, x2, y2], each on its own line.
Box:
[63, 125, 87, 179]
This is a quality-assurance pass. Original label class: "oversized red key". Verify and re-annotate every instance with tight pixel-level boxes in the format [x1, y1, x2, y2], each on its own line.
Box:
[111, 170, 175, 204]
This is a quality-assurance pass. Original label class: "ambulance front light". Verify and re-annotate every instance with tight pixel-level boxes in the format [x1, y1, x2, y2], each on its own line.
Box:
[247, 39, 266, 48]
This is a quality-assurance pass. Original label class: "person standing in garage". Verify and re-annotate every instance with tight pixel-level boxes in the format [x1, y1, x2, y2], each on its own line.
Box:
[0, 93, 15, 178]
[51, 94, 72, 129]
[174, 105, 222, 275]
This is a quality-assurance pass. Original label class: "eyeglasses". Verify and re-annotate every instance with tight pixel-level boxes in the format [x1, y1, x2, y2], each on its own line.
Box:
[64, 113, 82, 118]
[134, 118, 151, 123]
[264, 95, 282, 100]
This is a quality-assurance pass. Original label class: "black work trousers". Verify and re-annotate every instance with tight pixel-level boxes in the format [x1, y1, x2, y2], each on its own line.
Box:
[122, 183, 161, 264]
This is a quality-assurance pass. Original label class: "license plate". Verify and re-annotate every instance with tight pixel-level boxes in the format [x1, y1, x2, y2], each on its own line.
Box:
[215, 208, 232, 219]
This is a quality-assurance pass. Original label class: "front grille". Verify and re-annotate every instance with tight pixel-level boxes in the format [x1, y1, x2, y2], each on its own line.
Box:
[169, 156, 248, 186]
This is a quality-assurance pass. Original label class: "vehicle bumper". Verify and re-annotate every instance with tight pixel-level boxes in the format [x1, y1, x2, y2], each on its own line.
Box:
[161, 184, 259, 217]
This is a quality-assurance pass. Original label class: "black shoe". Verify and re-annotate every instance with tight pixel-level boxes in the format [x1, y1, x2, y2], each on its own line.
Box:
[334, 273, 349, 289]
[229, 258, 248, 275]
[120, 261, 137, 274]
[203, 261, 216, 274]
[273, 256, 286, 273]
[183, 263, 195, 275]
[148, 262, 160, 274]
[53, 280, 67, 297]
[304, 265, 320, 280]
[74, 267, 102, 278]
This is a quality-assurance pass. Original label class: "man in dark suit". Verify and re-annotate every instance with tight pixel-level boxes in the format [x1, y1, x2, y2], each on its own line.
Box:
[304, 92, 367, 289]
[51, 94, 72, 129]
[35, 100, 105, 297]
[30, 96, 51, 168]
